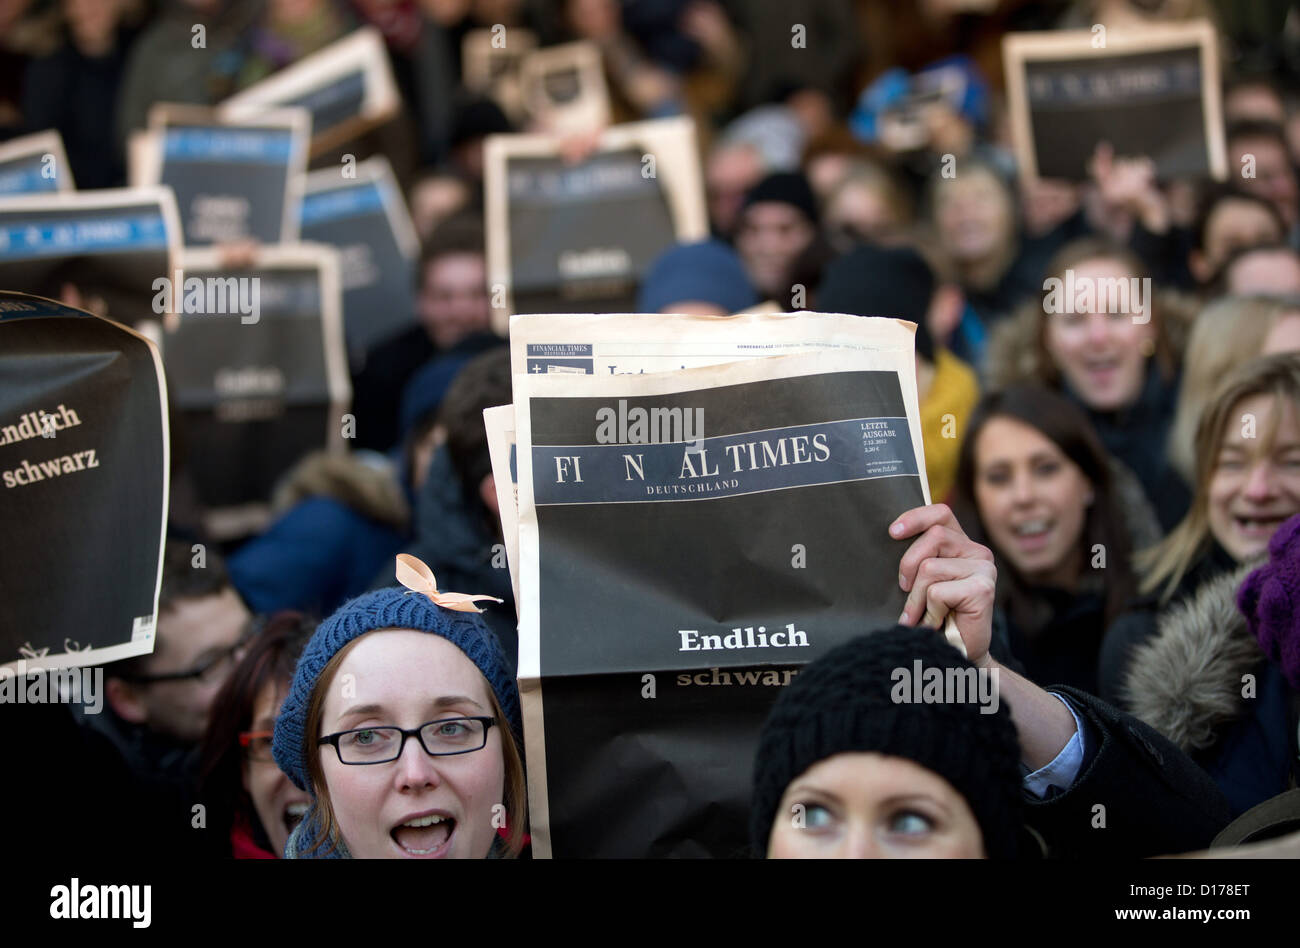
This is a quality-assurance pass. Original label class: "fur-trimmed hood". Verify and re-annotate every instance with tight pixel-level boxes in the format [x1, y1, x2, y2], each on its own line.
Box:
[270, 450, 409, 529]
[1122, 563, 1265, 752]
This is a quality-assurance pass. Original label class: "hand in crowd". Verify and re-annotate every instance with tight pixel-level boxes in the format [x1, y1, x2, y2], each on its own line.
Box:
[1088, 140, 1170, 236]
[891, 503, 997, 668]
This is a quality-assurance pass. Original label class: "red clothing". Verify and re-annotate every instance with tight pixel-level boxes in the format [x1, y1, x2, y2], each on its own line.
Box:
[231, 811, 277, 859]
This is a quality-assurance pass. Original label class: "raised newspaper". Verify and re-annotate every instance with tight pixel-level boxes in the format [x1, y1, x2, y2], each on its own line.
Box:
[509, 311, 932, 857]
[0, 293, 169, 672]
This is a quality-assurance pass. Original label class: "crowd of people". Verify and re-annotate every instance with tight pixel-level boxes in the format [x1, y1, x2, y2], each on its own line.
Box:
[6, 0, 1300, 860]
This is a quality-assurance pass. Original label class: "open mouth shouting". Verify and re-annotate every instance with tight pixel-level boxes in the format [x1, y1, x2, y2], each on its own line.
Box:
[1010, 517, 1054, 553]
[391, 810, 456, 857]
[284, 800, 309, 836]
[1231, 512, 1291, 542]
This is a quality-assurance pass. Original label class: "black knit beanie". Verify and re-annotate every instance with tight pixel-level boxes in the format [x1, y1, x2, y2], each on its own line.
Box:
[817, 245, 937, 363]
[741, 171, 819, 226]
[750, 625, 1023, 858]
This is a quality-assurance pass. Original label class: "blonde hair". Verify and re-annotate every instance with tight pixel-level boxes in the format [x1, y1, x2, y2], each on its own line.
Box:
[1168, 296, 1289, 483]
[1138, 352, 1300, 600]
[302, 631, 528, 857]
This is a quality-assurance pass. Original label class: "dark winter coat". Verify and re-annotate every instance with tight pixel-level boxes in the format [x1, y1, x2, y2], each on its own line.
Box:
[1022, 686, 1232, 856]
[227, 451, 410, 618]
[1120, 563, 1300, 818]
[1099, 542, 1239, 705]
[378, 445, 517, 668]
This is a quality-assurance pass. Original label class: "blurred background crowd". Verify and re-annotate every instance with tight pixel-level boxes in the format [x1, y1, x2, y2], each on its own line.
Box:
[5, 0, 1300, 859]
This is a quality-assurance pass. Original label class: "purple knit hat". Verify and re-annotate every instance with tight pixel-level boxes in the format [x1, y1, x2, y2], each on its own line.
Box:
[1236, 513, 1300, 690]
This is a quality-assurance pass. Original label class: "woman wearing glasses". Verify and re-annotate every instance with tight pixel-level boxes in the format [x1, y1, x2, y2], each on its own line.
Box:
[199, 612, 314, 858]
[272, 555, 527, 858]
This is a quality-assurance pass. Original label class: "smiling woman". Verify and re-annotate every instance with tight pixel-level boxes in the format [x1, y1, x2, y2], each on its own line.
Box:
[950, 384, 1141, 693]
[271, 562, 526, 859]
[1100, 353, 1300, 707]
[198, 612, 314, 859]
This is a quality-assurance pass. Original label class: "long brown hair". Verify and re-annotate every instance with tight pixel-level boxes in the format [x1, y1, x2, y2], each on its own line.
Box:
[301, 630, 528, 858]
[198, 612, 314, 856]
[1138, 352, 1300, 600]
[952, 384, 1137, 629]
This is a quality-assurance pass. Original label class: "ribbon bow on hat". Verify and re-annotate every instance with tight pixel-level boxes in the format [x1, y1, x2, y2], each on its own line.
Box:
[395, 554, 503, 613]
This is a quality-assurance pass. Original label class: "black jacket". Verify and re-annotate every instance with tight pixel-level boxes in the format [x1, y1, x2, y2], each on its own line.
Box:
[996, 588, 1107, 696]
[377, 444, 517, 667]
[1024, 686, 1232, 857]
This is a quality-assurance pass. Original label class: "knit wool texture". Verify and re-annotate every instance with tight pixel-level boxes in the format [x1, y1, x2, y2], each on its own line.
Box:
[816, 245, 936, 362]
[741, 171, 819, 226]
[1237, 512, 1300, 690]
[636, 239, 759, 315]
[272, 586, 522, 795]
[750, 625, 1024, 858]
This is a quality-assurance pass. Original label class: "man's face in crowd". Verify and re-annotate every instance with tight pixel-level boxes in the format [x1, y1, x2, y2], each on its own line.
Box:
[1207, 393, 1300, 563]
[122, 588, 251, 743]
[418, 252, 491, 350]
[734, 202, 815, 300]
[706, 144, 764, 237]
[767, 752, 985, 859]
[1192, 198, 1283, 284]
[1224, 248, 1300, 298]
[1230, 136, 1299, 229]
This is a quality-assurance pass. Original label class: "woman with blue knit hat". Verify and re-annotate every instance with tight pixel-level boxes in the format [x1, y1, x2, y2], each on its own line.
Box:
[272, 555, 526, 858]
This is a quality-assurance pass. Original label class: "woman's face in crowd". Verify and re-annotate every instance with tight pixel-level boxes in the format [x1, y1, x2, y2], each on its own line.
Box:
[934, 169, 1013, 264]
[319, 631, 506, 859]
[243, 681, 311, 858]
[1263, 313, 1300, 356]
[825, 181, 897, 248]
[1043, 257, 1155, 412]
[768, 752, 985, 859]
[973, 416, 1092, 586]
[1207, 393, 1300, 562]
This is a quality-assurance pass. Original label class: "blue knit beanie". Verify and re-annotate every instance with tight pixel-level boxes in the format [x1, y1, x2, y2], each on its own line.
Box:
[637, 239, 759, 314]
[272, 585, 522, 796]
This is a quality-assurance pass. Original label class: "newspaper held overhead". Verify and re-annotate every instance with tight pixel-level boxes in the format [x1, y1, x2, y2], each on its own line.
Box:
[221, 27, 401, 157]
[1002, 20, 1226, 182]
[0, 130, 74, 194]
[149, 244, 350, 541]
[0, 187, 181, 326]
[132, 103, 311, 247]
[484, 117, 707, 334]
[483, 404, 521, 607]
[0, 293, 169, 673]
[298, 155, 419, 367]
[509, 311, 931, 857]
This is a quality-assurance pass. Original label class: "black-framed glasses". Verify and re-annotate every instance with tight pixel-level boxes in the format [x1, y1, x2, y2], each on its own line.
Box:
[117, 619, 256, 685]
[317, 716, 496, 765]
